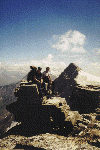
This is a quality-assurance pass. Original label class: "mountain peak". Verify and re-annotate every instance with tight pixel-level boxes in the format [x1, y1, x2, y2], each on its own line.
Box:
[66, 63, 81, 72]
[57, 63, 81, 80]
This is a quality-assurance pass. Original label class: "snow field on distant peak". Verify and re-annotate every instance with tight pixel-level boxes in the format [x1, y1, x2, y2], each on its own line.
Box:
[75, 70, 100, 86]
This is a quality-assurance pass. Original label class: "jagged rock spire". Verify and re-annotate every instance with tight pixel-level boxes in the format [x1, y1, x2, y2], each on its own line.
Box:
[54, 63, 81, 83]
[62, 63, 81, 78]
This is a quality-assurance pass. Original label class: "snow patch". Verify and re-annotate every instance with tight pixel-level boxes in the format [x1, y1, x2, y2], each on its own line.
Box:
[75, 70, 100, 86]
[6, 121, 21, 132]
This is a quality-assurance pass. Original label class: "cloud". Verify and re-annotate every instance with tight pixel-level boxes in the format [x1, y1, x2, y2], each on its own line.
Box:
[74, 58, 85, 66]
[47, 54, 53, 60]
[88, 62, 100, 77]
[91, 62, 100, 69]
[30, 54, 66, 76]
[52, 30, 86, 53]
[52, 35, 59, 40]
[74, 57, 100, 77]
[93, 48, 100, 55]
[30, 54, 54, 69]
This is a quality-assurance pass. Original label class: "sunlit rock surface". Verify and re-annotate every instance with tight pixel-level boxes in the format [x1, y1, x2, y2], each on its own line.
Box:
[0, 133, 100, 149]
[1, 96, 100, 149]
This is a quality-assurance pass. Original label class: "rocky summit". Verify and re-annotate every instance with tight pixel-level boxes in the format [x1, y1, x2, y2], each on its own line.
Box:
[0, 63, 100, 149]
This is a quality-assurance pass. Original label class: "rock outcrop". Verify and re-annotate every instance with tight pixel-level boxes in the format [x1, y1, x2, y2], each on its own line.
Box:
[3, 95, 100, 149]
[70, 85, 100, 113]
[6, 79, 82, 138]
[1, 63, 100, 149]
[54, 63, 100, 113]
[6, 96, 75, 137]
[0, 133, 100, 150]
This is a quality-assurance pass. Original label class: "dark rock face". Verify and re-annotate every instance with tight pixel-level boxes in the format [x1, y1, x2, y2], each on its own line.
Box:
[6, 98, 74, 137]
[14, 144, 45, 149]
[6, 81, 74, 137]
[70, 86, 100, 113]
[0, 114, 14, 138]
[54, 63, 81, 104]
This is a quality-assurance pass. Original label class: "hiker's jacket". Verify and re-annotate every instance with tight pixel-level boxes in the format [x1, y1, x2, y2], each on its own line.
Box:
[27, 69, 36, 83]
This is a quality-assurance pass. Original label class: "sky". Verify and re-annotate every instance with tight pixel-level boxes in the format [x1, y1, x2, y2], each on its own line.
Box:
[0, 0, 100, 85]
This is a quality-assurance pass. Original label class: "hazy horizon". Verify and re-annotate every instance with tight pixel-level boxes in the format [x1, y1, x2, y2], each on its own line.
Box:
[0, 62, 100, 86]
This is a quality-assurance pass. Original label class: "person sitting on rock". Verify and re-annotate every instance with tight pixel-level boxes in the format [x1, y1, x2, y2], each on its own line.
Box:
[43, 67, 55, 95]
[27, 66, 37, 83]
[43, 67, 52, 87]
[34, 67, 46, 98]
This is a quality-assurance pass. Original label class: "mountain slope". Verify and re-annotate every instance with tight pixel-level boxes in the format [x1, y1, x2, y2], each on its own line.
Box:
[0, 83, 17, 121]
